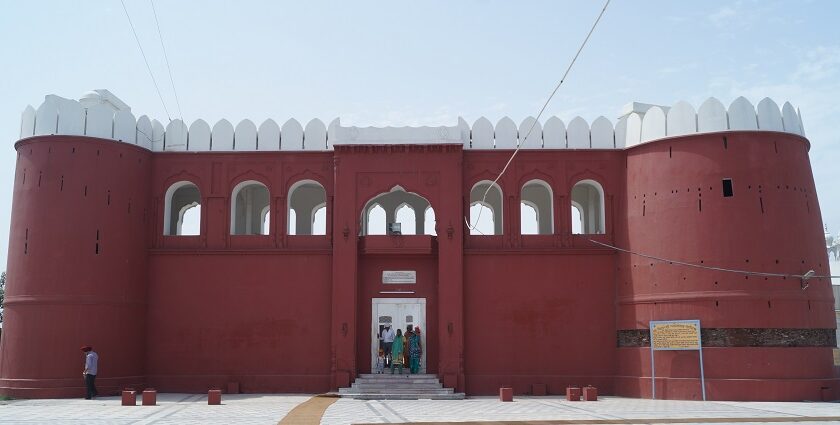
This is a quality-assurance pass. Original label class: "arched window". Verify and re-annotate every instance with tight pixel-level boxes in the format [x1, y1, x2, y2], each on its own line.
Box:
[521, 202, 538, 235]
[469, 202, 495, 235]
[180, 204, 201, 235]
[367, 204, 386, 235]
[571, 202, 583, 234]
[312, 205, 327, 235]
[470, 181, 503, 235]
[521, 179, 553, 235]
[289, 209, 297, 235]
[230, 180, 270, 235]
[571, 179, 605, 234]
[361, 186, 432, 235]
[424, 207, 436, 236]
[288, 180, 327, 236]
[395, 204, 417, 235]
[164, 181, 201, 235]
[260, 205, 271, 235]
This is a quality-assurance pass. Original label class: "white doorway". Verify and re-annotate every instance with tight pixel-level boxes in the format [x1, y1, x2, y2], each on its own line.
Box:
[372, 298, 426, 373]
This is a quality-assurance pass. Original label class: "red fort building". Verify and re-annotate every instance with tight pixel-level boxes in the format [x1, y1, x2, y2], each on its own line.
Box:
[0, 90, 836, 401]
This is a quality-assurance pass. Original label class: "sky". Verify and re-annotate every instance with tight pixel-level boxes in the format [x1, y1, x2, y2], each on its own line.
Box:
[1, 0, 839, 272]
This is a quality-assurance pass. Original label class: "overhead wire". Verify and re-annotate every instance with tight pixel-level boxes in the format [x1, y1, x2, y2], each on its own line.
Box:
[120, 0, 172, 121]
[149, 0, 184, 123]
[587, 238, 839, 283]
[465, 0, 611, 233]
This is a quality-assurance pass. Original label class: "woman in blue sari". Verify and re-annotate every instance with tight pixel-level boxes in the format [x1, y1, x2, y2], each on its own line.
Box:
[390, 329, 405, 374]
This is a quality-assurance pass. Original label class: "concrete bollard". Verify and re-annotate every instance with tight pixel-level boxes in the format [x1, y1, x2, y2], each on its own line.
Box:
[566, 386, 581, 401]
[583, 386, 598, 401]
[499, 387, 513, 402]
[121, 390, 136, 406]
[208, 389, 222, 405]
[142, 388, 157, 406]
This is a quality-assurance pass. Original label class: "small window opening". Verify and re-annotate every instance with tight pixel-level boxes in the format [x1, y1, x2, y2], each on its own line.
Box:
[759, 197, 764, 213]
[38, 171, 42, 187]
[84, 185, 88, 196]
[60, 176, 64, 191]
[107, 190, 111, 205]
[723, 136, 728, 149]
[722, 179, 734, 197]
[669, 146, 672, 158]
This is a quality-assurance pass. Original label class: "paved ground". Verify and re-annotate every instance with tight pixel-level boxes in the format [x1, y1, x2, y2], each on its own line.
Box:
[0, 394, 839, 424]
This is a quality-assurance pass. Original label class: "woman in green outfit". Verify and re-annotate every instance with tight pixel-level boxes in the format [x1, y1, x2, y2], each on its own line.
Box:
[390, 329, 405, 374]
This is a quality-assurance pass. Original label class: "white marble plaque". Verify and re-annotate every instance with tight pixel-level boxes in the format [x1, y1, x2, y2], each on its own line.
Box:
[383, 271, 416, 284]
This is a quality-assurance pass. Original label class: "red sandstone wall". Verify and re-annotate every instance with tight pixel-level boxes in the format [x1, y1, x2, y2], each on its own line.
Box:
[617, 131, 837, 401]
[0, 136, 151, 398]
[463, 251, 617, 395]
[145, 251, 332, 393]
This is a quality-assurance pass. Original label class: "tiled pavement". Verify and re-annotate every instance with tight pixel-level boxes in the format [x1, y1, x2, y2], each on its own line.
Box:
[1, 394, 839, 424]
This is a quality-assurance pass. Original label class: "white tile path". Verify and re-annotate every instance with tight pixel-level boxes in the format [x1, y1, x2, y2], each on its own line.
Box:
[1, 394, 839, 424]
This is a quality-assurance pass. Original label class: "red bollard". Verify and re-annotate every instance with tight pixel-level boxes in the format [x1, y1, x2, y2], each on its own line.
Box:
[583, 386, 598, 401]
[499, 387, 513, 402]
[121, 390, 136, 406]
[142, 388, 157, 406]
[566, 386, 581, 401]
[208, 389, 222, 405]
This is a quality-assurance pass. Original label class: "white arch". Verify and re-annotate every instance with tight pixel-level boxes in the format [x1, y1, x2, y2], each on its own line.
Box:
[520, 179, 554, 235]
[570, 179, 605, 234]
[230, 180, 270, 235]
[367, 204, 387, 235]
[424, 206, 437, 236]
[163, 181, 201, 235]
[312, 203, 327, 235]
[571, 201, 584, 234]
[260, 205, 271, 235]
[177, 202, 200, 235]
[520, 201, 539, 235]
[287, 179, 327, 236]
[469, 201, 495, 235]
[470, 180, 503, 235]
[395, 203, 417, 235]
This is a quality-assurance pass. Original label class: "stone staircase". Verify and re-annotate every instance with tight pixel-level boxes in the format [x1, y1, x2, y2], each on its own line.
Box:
[338, 373, 465, 400]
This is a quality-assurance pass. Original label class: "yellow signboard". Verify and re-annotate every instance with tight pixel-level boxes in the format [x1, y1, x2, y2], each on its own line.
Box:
[650, 320, 701, 351]
[833, 349, 840, 366]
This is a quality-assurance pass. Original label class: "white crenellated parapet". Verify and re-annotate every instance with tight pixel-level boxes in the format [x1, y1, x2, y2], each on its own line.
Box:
[18, 91, 808, 152]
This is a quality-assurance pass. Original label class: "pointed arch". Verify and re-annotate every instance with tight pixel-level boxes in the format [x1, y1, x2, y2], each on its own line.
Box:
[231, 180, 270, 235]
[470, 180, 503, 235]
[521, 179, 553, 235]
[288, 179, 327, 235]
[164, 181, 202, 235]
[571, 179, 605, 234]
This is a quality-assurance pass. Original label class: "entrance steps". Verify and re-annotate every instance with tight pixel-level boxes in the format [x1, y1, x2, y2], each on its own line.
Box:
[338, 373, 465, 400]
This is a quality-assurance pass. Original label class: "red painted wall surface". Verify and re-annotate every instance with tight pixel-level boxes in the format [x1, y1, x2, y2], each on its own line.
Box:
[0, 132, 836, 400]
[463, 251, 617, 395]
[146, 251, 332, 393]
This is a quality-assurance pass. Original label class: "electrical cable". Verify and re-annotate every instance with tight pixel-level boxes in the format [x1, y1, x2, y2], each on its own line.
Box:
[587, 238, 839, 281]
[465, 0, 611, 233]
[150, 0, 184, 123]
[120, 0, 172, 121]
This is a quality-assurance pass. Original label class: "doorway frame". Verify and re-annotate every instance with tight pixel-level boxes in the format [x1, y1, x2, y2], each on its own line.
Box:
[371, 297, 427, 373]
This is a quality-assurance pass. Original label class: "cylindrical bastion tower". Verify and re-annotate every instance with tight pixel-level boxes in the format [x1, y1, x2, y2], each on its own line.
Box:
[0, 94, 151, 397]
[616, 104, 836, 400]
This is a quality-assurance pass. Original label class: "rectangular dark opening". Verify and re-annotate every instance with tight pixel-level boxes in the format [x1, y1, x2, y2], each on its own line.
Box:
[722, 178, 734, 197]
[759, 197, 765, 213]
[723, 136, 728, 149]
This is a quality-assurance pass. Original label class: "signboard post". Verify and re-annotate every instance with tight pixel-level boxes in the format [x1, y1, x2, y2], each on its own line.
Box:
[649, 319, 705, 401]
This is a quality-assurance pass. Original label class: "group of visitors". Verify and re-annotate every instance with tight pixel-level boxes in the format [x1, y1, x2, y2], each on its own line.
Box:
[377, 323, 423, 374]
